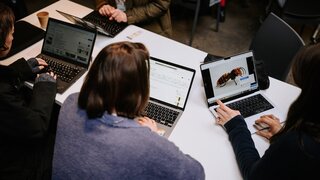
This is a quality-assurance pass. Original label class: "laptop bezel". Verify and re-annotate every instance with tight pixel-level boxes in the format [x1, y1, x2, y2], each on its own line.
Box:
[41, 17, 97, 69]
[149, 56, 196, 111]
[200, 51, 260, 107]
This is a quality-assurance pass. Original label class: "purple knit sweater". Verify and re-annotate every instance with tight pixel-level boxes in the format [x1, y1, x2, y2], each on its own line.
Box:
[52, 93, 204, 180]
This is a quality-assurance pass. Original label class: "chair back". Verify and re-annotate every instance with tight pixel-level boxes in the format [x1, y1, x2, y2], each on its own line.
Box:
[249, 12, 305, 81]
[282, 0, 320, 25]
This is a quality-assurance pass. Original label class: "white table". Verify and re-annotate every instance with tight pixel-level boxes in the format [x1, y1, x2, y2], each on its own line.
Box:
[1, 0, 302, 179]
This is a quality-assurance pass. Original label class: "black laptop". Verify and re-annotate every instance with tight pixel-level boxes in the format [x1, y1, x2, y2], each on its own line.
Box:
[57, 10, 127, 37]
[36, 18, 96, 94]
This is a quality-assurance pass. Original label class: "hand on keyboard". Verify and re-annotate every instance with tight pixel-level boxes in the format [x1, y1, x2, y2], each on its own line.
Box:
[37, 65, 52, 75]
[27, 58, 48, 73]
[35, 71, 57, 83]
[136, 116, 158, 132]
[136, 117, 165, 136]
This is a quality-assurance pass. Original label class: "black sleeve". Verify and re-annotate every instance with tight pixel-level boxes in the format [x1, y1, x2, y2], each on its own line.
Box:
[9, 58, 36, 81]
[0, 81, 56, 140]
[224, 115, 261, 179]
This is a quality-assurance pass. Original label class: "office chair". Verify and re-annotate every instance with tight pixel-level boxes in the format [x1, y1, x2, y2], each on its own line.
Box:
[280, 0, 320, 43]
[249, 12, 305, 82]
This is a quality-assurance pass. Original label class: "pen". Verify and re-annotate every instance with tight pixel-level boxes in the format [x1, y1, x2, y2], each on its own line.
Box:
[254, 123, 270, 131]
[258, 126, 270, 131]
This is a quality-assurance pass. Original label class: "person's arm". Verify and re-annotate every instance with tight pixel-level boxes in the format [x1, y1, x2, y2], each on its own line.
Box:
[0, 62, 56, 140]
[215, 100, 260, 179]
[125, 0, 171, 24]
[0, 83, 56, 140]
[255, 114, 282, 139]
[9, 58, 36, 81]
[8, 57, 48, 81]
[224, 116, 261, 179]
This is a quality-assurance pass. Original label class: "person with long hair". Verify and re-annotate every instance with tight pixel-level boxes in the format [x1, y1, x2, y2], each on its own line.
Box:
[215, 43, 320, 179]
[0, 3, 57, 180]
[52, 41, 204, 179]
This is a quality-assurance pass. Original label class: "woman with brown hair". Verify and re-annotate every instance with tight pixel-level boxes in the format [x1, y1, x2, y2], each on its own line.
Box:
[52, 41, 204, 179]
[215, 43, 320, 180]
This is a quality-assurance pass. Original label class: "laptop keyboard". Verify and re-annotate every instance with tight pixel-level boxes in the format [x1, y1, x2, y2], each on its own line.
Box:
[39, 55, 81, 83]
[226, 94, 274, 118]
[83, 11, 127, 37]
[144, 102, 179, 127]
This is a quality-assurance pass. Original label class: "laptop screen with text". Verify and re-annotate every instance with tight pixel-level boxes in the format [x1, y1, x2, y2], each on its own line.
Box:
[42, 19, 95, 68]
[149, 57, 195, 110]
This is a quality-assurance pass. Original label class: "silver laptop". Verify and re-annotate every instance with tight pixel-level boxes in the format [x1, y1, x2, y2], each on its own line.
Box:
[200, 51, 284, 134]
[144, 57, 196, 138]
[37, 18, 96, 94]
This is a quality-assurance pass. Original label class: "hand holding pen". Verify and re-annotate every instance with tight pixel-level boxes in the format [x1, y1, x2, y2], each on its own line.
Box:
[254, 114, 282, 139]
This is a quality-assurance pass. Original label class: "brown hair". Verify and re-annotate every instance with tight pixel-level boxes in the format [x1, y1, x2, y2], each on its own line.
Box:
[78, 41, 150, 119]
[0, 3, 15, 51]
[271, 43, 320, 143]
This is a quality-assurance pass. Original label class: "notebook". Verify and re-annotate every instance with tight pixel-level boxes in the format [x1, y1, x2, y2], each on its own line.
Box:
[36, 18, 96, 94]
[144, 57, 196, 138]
[56, 10, 127, 37]
[200, 51, 284, 134]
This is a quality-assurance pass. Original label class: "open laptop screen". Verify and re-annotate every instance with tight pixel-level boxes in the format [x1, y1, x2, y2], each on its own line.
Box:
[42, 18, 96, 67]
[201, 51, 258, 105]
[149, 57, 195, 110]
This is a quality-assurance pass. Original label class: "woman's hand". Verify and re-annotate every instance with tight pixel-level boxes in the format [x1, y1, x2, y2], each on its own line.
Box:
[136, 116, 158, 133]
[215, 100, 241, 126]
[35, 71, 57, 83]
[254, 114, 282, 139]
[27, 58, 48, 73]
[109, 9, 127, 23]
[98, 5, 115, 17]
[98, 5, 127, 22]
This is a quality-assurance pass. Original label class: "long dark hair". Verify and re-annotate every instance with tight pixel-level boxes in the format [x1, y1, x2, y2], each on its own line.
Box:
[0, 3, 14, 51]
[270, 43, 320, 143]
[78, 41, 150, 119]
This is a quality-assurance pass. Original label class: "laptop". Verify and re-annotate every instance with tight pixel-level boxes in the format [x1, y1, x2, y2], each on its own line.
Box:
[200, 51, 284, 134]
[144, 57, 196, 138]
[36, 18, 96, 94]
[56, 10, 127, 37]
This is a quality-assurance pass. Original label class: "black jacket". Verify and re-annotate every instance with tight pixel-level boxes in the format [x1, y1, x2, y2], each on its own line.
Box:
[0, 58, 56, 180]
